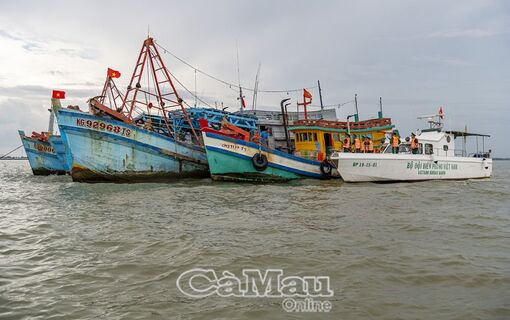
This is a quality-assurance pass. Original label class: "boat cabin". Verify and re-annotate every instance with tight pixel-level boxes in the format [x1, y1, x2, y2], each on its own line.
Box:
[382, 128, 491, 158]
[290, 118, 394, 159]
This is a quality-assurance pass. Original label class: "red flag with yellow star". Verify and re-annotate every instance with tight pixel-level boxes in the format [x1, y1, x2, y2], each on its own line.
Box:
[107, 68, 121, 78]
[52, 90, 65, 99]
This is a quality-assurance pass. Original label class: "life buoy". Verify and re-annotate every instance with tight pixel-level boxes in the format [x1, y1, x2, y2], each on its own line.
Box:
[252, 153, 268, 171]
[320, 160, 333, 176]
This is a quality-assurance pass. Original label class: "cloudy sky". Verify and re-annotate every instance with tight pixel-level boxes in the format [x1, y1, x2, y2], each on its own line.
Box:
[1, 0, 508, 156]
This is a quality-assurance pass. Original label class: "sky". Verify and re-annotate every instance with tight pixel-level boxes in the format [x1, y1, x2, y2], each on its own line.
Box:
[0, 0, 509, 156]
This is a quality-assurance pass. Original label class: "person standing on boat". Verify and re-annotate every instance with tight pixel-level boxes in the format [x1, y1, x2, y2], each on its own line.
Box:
[354, 136, 361, 153]
[366, 136, 374, 153]
[391, 131, 400, 154]
[343, 135, 351, 152]
[360, 136, 366, 153]
[410, 133, 419, 154]
[260, 130, 269, 147]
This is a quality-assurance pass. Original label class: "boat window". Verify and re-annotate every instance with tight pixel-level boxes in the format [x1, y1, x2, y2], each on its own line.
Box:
[333, 133, 339, 142]
[308, 132, 313, 141]
[303, 133, 308, 141]
[295, 133, 300, 142]
[313, 133, 318, 141]
[425, 143, 433, 155]
[399, 144, 410, 153]
[443, 145, 448, 151]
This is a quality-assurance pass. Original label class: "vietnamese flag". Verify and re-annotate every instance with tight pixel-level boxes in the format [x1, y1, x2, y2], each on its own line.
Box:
[241, 96, 246, 109]
[52, 90, 66, 99]
[107, 68, 121, 78]
[303, 88, 312, 100]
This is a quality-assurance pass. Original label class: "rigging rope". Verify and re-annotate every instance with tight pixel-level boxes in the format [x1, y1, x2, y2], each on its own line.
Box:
[163, 66, 217, 109]
[153, 41, 356, 111]
[309, 100, 355, 109]
[154, 41, 318, 93]
[0, 145, 23, 159]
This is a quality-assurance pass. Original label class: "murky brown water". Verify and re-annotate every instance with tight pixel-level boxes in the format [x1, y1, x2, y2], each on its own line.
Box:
[1, 160, 509, 319]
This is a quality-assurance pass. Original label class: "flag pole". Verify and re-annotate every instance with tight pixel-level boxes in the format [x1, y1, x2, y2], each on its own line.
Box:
[354, 94, 359, 122]
[318, 80, 324, 111]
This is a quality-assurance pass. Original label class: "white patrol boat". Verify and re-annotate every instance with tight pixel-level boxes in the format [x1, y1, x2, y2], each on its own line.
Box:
[330, 110, 492, 182]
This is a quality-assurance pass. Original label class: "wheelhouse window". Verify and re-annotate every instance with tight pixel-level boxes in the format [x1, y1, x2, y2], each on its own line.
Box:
[313, 133, 318, 141]
[425, 143, 433, 155]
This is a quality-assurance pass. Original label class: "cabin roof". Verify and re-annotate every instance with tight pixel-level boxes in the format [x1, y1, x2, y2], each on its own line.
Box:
[444, 130, 490, 138]
[416, 130, 448, 142]
[290, 118, 393, 131]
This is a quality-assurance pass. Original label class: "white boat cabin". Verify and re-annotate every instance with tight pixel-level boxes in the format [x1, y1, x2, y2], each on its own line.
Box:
[382, 129, 491, 158]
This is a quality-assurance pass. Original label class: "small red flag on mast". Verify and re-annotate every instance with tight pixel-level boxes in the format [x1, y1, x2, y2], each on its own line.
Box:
[107, 68, 121, 78]
[298, 89, 313, 120]
[303, 88, 313, 101]
[52, 90, 66, 99]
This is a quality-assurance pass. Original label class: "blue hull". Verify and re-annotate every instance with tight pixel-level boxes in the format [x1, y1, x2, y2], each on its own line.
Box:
[48, 135, 71, 172]
[202, 131, 334, 182]
[18, 131, 68, 175]
[55, 109, 209, 182]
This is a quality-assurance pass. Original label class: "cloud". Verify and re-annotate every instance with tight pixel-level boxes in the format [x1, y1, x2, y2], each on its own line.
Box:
[0, 29, 23, 41]
[57, 48, 101, 60]
[0, 29, 100, 60]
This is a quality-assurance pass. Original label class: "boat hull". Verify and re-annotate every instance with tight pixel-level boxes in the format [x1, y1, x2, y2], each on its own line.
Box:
[332, 153, 492, 182]
[18, 131, 68, 175]
[202, 131, 330, 182]
[56, 109, 209, 182]
[48, 135, 71, 172]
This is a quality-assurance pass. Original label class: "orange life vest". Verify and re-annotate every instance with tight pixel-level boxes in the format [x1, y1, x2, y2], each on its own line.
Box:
[354, 138, 361, 149]
[410, 137, 418, 149]
[392, 135, 399, 147]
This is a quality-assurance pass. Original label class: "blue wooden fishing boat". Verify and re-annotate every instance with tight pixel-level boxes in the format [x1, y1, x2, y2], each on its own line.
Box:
[18, 106, 70, 175]
[202, 127, 326, 181]
[18, 130, 68, 175]
[50, 38, 207, 182]
[53, 102, 209, 182]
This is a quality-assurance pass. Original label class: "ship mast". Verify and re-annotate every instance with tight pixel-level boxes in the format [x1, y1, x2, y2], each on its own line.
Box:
[99, 75, 124, 112]
[120, 37, 200, 144]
